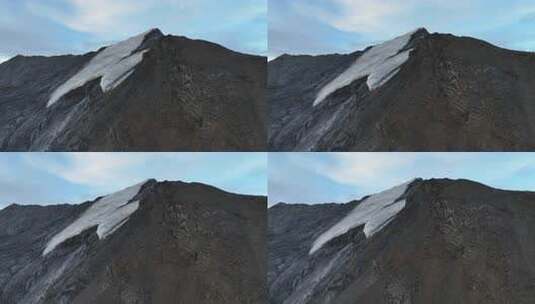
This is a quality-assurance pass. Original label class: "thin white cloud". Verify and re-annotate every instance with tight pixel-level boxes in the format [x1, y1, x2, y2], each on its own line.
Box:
[21, 153, 155, 188]
[269, 153, 535, 205]
[293, 0, 464, 35]
[0, 153, 267, 207]
[26, 0, 265, 36]
[293, 0, 404, 35]
[20, 153, 267, 197]
[26, 0, 147, 35]
[286, 153, 419, 197]
[314, 153, 535, 194]
[318, 153, 415, 187]
[290, 0, 535, 49]
[22, 0, 266, 55]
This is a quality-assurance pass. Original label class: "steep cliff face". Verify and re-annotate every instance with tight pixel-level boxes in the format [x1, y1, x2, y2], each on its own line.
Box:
[0, 180, 266, 304]
[0, 29, 266, 151]
[269, 29, 535, 151]
[268, 179, 535, 304]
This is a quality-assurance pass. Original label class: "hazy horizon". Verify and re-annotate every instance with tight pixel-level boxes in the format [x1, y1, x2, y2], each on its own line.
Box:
[269, 153, 535, 205]
[0, 0, 266, 63]
[0, 153, 267, 209]
[269, 0, 535, 59]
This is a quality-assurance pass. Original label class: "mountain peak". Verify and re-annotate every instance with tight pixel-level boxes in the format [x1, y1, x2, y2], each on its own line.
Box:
[143, 28, 165, 41]
[269, 176, 535, 303]
[309, 179, 415, 254]
[147, 27, 163, 35]
[46, 29, 162, 108]
[413, 27, 429, 35]
[1, 180, 266, 303]
[43, 180, 149, 256]
[313, 29, 419, 106]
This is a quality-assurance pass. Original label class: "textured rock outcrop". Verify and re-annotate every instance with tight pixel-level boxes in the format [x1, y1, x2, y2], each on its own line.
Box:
[269, 28, 535, 151]
[0, 180, 266, 304]
[268, 178, 535, 303]
[0, 29, 266, 151]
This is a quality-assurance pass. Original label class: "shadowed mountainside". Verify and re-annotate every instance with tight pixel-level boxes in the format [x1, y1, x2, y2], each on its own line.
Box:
[0, 180, 266, 304]
[268, 178, 535, 303]
[269, 29, 535, 151]
[0, 29, 266, 151]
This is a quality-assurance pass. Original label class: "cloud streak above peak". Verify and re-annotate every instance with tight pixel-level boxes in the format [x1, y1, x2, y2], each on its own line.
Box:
[0, 0, 266, 61]
[0, 153, 267, 209]
[269, 0, 535, 58]
[269, 153, 535, 206]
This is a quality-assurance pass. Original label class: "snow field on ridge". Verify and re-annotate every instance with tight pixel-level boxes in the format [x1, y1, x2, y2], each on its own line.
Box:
[309, 179, 414, 254]
[313, 29, 419, 106]
[47, 30, 153, 107]
[43, 180, 148, 256]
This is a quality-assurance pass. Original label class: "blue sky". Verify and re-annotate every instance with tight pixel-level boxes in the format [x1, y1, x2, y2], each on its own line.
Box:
[5, 152, 535, 208]
[269, 0, 535, 58]
[269, 153, 535, 206]
[0, 0, 266, 63]
[0, 153, 267, 209]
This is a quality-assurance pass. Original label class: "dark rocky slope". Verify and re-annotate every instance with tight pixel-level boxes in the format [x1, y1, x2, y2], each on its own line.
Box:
[269, 28, 535, 151]
[0, 180, 266, 304]
[268, 178, 535, 303]
[0, 29, 266, 151]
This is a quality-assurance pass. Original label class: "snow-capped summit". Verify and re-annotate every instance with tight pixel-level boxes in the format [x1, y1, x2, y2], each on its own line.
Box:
[0, 179, 266, 303]
[270, 28, 535, 151]
[269, 178, 535, 303]
[43, 180, 150, 255]
[309, 179, 415, 254]
[0, 29, 266, 151]
[313, 29, 421, 106]
[47, 29, 163, 107]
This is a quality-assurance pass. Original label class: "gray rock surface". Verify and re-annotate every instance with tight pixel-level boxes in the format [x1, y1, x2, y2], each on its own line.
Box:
[268, 28, 535, 151]
[0, 29, 266, 151]
[268, 178, 535, 303]
[0, 180, 266, 304]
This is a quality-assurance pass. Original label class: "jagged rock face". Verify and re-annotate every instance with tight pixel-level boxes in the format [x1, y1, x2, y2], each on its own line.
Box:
[0, 29, 266, 151]
[0, 180, 266, 304]
[268, 179, 535, 304]
[268, 29, 535, 151]
[0, 203, 89, 302]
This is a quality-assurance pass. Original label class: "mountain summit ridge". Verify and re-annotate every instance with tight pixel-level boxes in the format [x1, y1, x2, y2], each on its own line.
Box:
[0, 29, 266, 151]
[0, 179, 266, 304]
[268, 178, 535, 304]
[269, 28, 535, 151]
[46, 29, 164, 107]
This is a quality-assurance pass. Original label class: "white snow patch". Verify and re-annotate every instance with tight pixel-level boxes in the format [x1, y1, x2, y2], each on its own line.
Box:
[313, 29, 419, 106]
[0, 54, 10, 64]
[43, 180, 148, 256]
[47, 30, 153, 107]
[309, 179, 414, 254]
